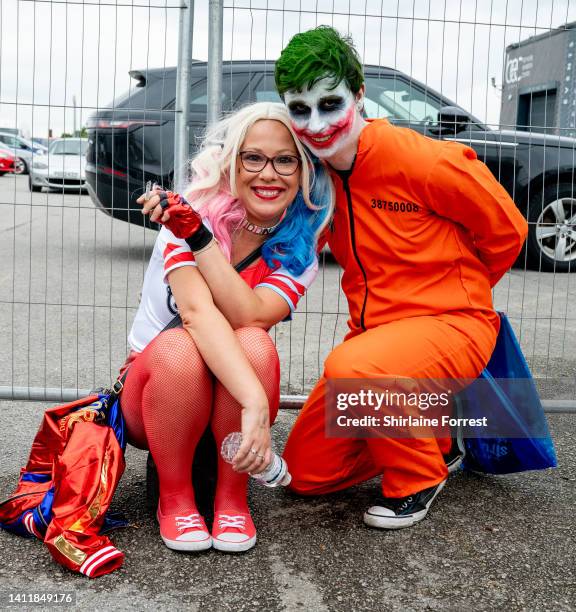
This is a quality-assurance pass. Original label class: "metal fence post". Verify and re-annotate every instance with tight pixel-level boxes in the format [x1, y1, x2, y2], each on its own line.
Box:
[207, 0, 223, 127]
[173, 0, 194, 192]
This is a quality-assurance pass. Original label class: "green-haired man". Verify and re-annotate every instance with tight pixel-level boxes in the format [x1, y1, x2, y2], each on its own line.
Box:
[277, 26, 528, 529]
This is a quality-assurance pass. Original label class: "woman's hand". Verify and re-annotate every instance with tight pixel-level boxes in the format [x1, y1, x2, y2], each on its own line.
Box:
[232, 405, 273, 475]
[137, 187, 169, 224]
[136, 188, 206, 241]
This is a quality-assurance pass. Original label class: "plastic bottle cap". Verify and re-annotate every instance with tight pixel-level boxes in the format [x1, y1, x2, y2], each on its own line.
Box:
[281, 472, 292, 486]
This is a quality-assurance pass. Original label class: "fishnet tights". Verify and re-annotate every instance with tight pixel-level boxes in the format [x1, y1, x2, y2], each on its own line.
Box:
[210, 327, 280, 514]
[121, 329, 212, 514]
[121, 327, 280, 516]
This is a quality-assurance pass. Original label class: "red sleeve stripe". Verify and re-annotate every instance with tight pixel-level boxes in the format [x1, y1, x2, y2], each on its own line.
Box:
[24, 511, 42, 539]
[256, 278, 299, 309]
[268, 273, 306, 296]
[164, 252, 195, 271]
[84, 549, 124, 578]
[163, 242, 182, 259]
[79, 545, 124, 577]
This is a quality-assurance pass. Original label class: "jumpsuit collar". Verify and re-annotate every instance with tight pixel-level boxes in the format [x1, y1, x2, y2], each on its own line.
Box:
[327, 118, 384, 182]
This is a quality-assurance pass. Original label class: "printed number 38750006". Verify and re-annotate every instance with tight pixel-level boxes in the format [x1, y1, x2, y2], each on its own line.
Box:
[371, 199, 419, 213]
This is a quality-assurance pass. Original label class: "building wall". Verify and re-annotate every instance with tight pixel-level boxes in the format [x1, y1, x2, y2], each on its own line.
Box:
[501, 29, 569, 134]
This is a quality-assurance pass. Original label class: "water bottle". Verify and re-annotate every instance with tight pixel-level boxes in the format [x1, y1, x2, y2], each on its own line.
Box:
[220, 431, 292, 487]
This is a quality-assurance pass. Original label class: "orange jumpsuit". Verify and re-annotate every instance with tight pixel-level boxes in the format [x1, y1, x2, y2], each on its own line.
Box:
[283, 119, 528, 498]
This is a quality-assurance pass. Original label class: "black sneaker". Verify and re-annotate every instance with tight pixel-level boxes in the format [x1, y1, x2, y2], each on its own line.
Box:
[363, 479, 447, 529]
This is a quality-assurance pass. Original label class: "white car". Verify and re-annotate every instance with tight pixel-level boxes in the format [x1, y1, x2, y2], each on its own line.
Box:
[29, 138, 88, 192]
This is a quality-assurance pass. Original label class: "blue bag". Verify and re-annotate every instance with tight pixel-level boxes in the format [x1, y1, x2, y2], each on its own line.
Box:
[459, 312, 557, 474]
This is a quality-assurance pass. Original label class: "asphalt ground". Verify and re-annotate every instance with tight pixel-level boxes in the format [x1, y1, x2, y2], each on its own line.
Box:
[0, 176, 575, 610]
[0, 407, 574, 611]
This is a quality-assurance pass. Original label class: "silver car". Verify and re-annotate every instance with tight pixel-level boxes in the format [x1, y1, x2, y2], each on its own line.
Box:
[29, 138, 88, 192]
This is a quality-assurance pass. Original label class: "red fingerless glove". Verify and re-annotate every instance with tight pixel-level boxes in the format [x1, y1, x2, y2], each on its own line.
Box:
[158, 191, 213, 251]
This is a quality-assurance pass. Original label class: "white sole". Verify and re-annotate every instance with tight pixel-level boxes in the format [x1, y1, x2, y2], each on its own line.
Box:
[161, 535, 212, 552]
[363, 509, 427, 530]
[446, 454, 464, 474]
[363, 479, 446, 530]
[212, 535, 256, 553]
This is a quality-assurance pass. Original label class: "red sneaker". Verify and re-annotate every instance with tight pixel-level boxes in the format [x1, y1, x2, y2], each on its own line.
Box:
[156, 507, 211, 551]
[212, 511, 256, 552]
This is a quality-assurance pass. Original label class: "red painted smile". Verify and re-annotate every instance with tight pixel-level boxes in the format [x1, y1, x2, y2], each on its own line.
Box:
[292, 105, 355, 150]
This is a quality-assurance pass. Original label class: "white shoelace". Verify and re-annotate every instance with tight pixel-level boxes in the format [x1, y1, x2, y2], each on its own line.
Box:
[175, 513, 204, 532]
[398, 496, 414, 512]
[217, 514, 246, 530]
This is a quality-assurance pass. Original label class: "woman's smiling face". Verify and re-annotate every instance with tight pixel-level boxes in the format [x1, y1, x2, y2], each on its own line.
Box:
[235, 119, 301, 227]
[284, 76, 361, 159]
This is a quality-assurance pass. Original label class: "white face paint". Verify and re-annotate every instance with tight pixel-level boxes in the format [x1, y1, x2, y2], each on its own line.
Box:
[284, 77, 362, 159]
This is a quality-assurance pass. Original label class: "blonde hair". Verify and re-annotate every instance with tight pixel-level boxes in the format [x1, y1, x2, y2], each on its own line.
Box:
[182, 102, 333, 262]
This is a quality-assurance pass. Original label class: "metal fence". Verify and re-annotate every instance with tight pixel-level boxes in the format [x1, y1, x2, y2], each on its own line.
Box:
[0, 0, 574, 410]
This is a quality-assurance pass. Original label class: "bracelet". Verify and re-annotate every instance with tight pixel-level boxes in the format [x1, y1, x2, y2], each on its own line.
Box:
[192, 237, 218, 255]
[185, 224, 214, 251]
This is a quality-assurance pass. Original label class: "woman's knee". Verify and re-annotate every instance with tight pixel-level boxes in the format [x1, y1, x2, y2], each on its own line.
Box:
[234, 327, 279, 371]
[145, 328, 209, 378]
[233, 327, 280, 418]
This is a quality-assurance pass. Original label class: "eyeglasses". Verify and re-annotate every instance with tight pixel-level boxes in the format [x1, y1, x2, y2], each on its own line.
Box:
[238, 151, 300, 176]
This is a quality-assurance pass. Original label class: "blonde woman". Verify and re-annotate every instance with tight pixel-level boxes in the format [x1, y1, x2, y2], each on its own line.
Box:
[121, 103, 332, 553]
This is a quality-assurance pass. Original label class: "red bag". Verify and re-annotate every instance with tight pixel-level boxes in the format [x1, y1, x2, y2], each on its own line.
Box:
[0, 394, 126, 578]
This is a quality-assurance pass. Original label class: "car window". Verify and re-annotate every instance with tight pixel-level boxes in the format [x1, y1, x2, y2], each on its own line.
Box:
[187, 73, 254, 113]
[253, 73, 282, 102]
[18, 137, 36, 149]
[364, 76, 442, 124]
[113, 76, 176, 111]
[92, 125, 170, 175]
[0, 135, 21, 148]
[49, 140, 88, 155]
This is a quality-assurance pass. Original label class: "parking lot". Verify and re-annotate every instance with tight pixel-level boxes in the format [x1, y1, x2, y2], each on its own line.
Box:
[0, 175, 575, 398]
[0, 175, 575, 610]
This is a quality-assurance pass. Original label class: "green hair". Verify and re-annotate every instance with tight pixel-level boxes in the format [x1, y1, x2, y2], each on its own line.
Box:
[275, 26, 364, 96]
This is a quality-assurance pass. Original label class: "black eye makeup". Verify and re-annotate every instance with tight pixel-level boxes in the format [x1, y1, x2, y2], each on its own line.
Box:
[319, 96, 345, 113]
[287, 101, 311, 117]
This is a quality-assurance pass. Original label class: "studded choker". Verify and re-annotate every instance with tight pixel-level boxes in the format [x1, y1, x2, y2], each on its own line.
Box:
[241, 213, 285, 236]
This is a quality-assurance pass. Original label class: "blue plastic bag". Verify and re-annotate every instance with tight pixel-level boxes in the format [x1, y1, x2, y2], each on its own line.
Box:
[459, 313, 557, 474]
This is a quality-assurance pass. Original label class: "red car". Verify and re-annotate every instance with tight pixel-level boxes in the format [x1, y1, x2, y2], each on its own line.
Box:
[0, 143, 19, 175]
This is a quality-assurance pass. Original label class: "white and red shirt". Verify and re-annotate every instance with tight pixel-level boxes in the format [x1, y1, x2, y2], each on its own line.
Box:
[128, 225, 319, 353]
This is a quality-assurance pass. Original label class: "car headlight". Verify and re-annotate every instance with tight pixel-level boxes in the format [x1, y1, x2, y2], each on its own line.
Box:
[32, 161, 48, 169]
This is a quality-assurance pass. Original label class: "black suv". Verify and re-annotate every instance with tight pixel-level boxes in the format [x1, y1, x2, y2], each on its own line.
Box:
[86, 60, 576, 272]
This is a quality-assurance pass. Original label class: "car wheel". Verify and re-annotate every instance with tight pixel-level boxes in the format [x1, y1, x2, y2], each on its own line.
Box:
[0, 171, 6, 177]
[526, 183, 576, 272]
[28, 176, 42, 192]
[13, 159, 27, 175]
